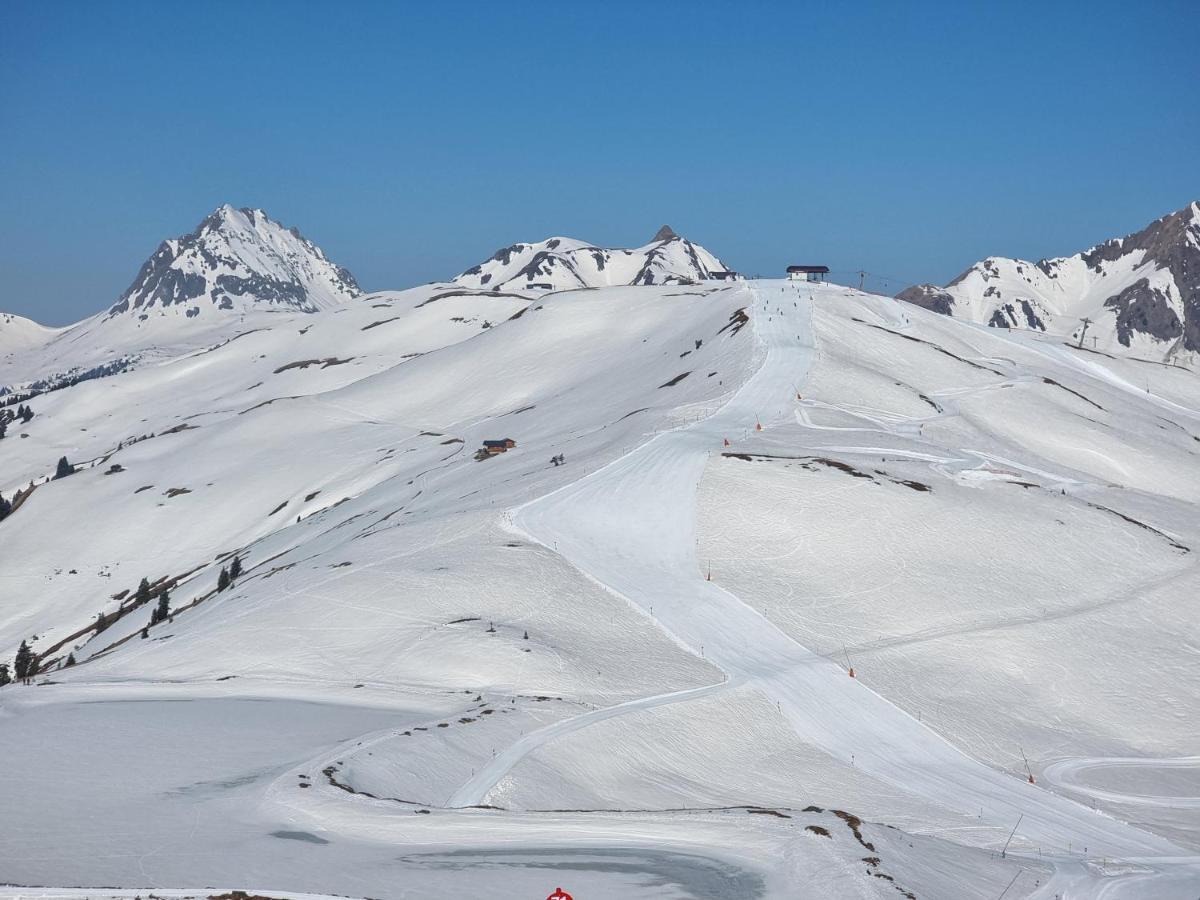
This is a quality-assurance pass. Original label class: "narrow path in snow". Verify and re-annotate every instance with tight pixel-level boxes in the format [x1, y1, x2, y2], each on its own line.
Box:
[448, 676, 740, 808]
[1042, 756, 1200, 810]
[481, 280, 1196, 895]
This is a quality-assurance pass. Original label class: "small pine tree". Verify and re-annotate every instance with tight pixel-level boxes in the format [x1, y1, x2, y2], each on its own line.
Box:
[65, 653, 76, 667]
[0, 662, 10, 687]
[54, 456, 75, 479]
[229, 556, 242, 581]
[22, 405, 33, 423]
[14, 640, 33, 681]
[0, 419, 6, 440]
[141, 627, 149, 639]
[135, 577, 151, 606]
[0, 492, 11, 523]
[523, 630, 529, 640]
[217, 567, 230, 592]
[154, 590, 170, 625]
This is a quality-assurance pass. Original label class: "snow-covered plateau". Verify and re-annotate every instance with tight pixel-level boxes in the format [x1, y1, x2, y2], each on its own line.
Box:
[1, 206, 1198, 899]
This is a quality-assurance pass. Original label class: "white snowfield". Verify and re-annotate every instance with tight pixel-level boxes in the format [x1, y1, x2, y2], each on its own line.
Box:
[1, 269, 1199, 898]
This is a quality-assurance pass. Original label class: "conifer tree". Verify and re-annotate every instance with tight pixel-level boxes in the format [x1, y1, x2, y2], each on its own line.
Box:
[0, 662, 10, 687]
[14, 640, 34, 682]
[54, 456, 75, 479]
[65, 653, 76, 667]
[135, 577, 151, 607]
[229, 556, 243, 581]
[217, 567, 230, 592]
[0, 492, 11, 523]
[153, 590, 170, 625]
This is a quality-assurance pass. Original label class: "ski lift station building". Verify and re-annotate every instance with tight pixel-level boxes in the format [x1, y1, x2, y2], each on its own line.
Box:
[787, 265, 829, 283]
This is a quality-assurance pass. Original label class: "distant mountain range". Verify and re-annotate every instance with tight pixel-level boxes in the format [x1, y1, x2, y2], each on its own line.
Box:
[6, 201, 1200, 375]
[897, 201, 1200, 359]
[453, 226, 730, 292]
[0, 210, 733, 388]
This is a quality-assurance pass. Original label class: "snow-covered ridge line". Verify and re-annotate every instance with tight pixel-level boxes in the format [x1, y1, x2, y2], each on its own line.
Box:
[454, 225, 733, 292]
[897, 200, 1200, 363]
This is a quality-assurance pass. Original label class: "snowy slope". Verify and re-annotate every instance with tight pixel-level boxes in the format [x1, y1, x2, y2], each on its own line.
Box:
[454, 225, 733, 291]
[0, 311, 59, 358]
[897, 201, 1200, 362]
[1, 269, 1199, 898]
[0, 205, 368, 400]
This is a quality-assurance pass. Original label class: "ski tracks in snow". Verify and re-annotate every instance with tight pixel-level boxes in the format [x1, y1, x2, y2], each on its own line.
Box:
[477, 280, 1198, 897]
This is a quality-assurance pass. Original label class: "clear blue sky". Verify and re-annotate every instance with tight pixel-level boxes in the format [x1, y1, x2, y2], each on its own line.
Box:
[2, 0, 1197, 325]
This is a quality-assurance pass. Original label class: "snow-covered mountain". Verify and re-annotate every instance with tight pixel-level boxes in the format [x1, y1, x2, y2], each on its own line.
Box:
[453, 225, 732, 291]
[0, 206, 364, 387]
[106, 204, 361, 321]
[897, 201, 1200, 360]
[3, 218, 1200, 898]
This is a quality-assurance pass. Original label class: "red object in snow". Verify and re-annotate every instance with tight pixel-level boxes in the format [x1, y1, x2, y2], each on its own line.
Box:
[723, 438, 730, 447]
[547, 890, 574, 900]
[755, 421, 763, 431]
[848, 667, 856, 678]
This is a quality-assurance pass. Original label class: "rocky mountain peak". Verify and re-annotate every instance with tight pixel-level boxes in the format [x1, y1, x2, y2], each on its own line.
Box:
[895, 200, 1200, 359]
[652, 225, 679, 243]
[106, 205, 361, 321]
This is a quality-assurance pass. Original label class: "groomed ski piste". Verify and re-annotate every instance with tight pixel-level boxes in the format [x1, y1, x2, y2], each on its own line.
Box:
[3, 278, 1199, 899]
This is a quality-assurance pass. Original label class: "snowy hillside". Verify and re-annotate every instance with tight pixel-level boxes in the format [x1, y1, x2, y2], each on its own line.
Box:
[1, 266, 1199, 898]
[897, 201, 1200, 362]
[454, 225, 732, 291]
[0, 311, 58, 358]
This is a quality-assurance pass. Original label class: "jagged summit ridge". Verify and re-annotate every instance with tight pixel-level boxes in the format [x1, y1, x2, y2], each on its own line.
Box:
[107, 204, 361, 321]
[897, 201, 1200, 359]
[454, 228, 730, 292]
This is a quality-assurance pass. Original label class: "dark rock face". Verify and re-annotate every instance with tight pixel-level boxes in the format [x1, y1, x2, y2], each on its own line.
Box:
[986, 300, 1045, 331]
[895, 284, 955, 316]
[1104, 278, 1183, 346]
[652, 225, 678, 243]
[1087, 203, 1200, 350]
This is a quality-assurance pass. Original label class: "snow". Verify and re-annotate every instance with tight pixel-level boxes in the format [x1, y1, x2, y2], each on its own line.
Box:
[2, 264, 1198, 898]
[899, 201, 1200, 365]
[453, 231, 731, 292]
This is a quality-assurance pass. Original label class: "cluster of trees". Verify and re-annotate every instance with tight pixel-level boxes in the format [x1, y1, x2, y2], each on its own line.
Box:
[217, 555, 243, 592]
[0, 639, 39, 686]
[131, 577, 172, 636]
[149, 589, 171, 626]
[0, 492, 11, 523]
[0, 403, 34, 440]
